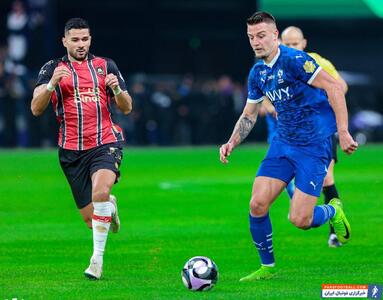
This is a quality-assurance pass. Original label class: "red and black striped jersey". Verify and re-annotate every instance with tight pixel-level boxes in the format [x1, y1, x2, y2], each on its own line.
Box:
[36, 54, 126, 150]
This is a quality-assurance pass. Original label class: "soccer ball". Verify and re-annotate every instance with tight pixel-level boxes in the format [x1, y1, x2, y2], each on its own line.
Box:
[181, 256, 218, 291]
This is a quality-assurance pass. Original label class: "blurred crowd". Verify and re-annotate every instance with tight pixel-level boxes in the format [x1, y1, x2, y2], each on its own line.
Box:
[1, 0, 382, 148]
[115, 74, 247, 146]
[0, 0, 49, 147]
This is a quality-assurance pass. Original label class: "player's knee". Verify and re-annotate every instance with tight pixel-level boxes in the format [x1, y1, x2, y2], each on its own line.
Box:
[92, 188, 111, 202]
[249, 197, 268, 216]
[289, 214, 311, 229]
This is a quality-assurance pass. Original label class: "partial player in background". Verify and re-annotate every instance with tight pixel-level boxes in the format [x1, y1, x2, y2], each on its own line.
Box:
[220, 12, 357, 281]
[281, 26, 348, 247]
[31, 18, 132, 280]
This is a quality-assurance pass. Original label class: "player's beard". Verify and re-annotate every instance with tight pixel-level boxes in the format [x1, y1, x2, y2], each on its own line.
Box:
[69, 48, 88, 61]
[254, 48, 272, 60]
[255, 53, 267, 60]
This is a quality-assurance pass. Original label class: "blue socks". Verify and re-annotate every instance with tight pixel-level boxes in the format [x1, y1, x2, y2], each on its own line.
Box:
[249, 213, 275, 266]
[310, 205, 335, 228]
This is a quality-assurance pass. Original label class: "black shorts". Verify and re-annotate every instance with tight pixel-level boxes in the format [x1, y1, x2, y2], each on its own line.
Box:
[58, 142, 123, 209]
[331, 134, 338, 163]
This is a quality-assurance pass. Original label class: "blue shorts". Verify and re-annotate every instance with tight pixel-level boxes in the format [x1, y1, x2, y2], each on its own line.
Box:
[257, 137, 332, 197]
[265, 113, 277, 144]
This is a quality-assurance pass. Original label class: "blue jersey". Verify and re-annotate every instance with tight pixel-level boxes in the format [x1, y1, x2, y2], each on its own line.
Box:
[247, 45, 336, 146]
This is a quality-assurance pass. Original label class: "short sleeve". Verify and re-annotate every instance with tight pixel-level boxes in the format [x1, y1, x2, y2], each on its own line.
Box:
[289, 51, 322, 85]
[247, 68, 264, 104]
[35, 60, 58, 87]
[106, 58, 127, 91]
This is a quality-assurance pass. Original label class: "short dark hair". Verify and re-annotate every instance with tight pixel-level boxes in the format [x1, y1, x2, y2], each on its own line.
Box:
[64, 18, 90, 35]
[247, 11, 276, 26]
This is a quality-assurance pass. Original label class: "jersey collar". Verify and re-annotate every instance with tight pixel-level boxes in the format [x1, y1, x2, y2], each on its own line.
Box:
[264, 47, 280, 68]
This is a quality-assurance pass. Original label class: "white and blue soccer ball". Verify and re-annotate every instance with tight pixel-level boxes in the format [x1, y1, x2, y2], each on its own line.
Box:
[181, 256, 218, 291]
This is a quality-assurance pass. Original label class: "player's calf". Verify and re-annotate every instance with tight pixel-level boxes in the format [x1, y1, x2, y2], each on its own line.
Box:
[80, 203, 94, 229]
[83, 216, 92, 229]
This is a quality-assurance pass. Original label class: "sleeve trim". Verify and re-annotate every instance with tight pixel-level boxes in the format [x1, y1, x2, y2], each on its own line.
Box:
[247, 96, 264, 104]
[307, 66, 322, 85]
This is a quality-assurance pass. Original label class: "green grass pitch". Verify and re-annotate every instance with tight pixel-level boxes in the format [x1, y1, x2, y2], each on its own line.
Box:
[0, 144, 382, 299]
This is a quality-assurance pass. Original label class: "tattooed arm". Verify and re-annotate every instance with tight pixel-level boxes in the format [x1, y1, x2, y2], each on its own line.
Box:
[219, 101, 262, 164]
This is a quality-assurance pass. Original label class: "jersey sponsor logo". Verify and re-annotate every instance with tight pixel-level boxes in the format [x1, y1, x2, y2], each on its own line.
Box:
[74, 88, 101, 103]
[265, 86, 290, 102]
[303, 60, 316, 73]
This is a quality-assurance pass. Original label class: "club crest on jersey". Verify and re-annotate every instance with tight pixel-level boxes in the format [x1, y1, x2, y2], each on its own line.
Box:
[277, 69, 284, 83]
[303, 60, 315, 73]
[96, 67, 105, 76]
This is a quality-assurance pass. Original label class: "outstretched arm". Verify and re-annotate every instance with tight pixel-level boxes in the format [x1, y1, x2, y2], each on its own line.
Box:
[219, 101, 261, 164]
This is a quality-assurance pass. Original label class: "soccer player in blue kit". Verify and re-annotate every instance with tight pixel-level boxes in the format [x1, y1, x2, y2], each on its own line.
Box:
[219, 12, 358, 281]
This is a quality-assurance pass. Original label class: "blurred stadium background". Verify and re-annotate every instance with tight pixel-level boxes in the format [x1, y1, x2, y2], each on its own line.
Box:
[1, 0, 383, 147]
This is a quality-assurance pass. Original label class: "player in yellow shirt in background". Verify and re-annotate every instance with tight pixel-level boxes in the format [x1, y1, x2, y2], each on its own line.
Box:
[280, 26, 348, 248]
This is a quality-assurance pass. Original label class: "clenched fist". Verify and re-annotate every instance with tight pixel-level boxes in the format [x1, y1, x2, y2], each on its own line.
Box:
[105, 73, 119, 89]
[50, 66, 71, 87]
[338, 130, 358, 155]
[219, 142, 235, 164]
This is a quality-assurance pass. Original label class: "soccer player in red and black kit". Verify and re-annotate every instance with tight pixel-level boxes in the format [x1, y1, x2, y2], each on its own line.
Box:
[31, 18, 132, 280]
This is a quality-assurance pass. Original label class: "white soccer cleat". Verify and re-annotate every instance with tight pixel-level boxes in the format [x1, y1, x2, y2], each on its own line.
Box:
[328, 233, 342, 248]
[109, 195, 120, 233]
[84, 257, 103, 280]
